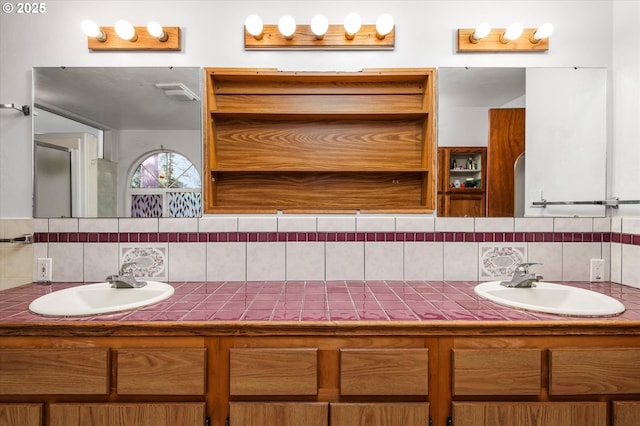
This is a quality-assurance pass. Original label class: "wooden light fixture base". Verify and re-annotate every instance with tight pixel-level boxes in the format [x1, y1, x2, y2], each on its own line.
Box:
[457, 28, 548, 52]
[88, 26, 181, 51]
[245, 24, 394, 50]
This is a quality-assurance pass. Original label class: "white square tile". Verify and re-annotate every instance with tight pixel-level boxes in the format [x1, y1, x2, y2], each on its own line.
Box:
[527, 243, 563, 281]
[610, 243, 622, 283]
[478, 243, 527, 281]
[286, 242, 325, 280]
[622, 217, 640, 235]
[239, 216, 278, 232]
[83, 243, 118, 282]
[198, 216, 238, 232]
[317, 216, 356, 232]
[49, 218, 78, 232]
[279, 216, 317, 232]
[168, 243, 206, 281]
[49, 243, 84, 282]
[207, 242, 246, 281]
[365, 242, 404, 280]
[396, 216, 435, 232]
[159, 218, 198, 232]
[554, 217, 592, 232]
[435, 217, 474, 232]
[32, 218, 49, 233]
[443, 243, 478, 281]
[79, 218, 118, 233]
[404, 242, 443, 280]
[592, 217, 611, 233]
[514, 217, 554, 232]
[622, 244, 640, 288]
[475, 218, 514, 233]
[326, 242, 364, 280]
[247, 242, 285, 281]
[119, 218, 159, 233]
[611, 217, 622, 233]
[562, 243, 602, 281]
[357, 216, 396, 232]
[119, 243, 168, 281]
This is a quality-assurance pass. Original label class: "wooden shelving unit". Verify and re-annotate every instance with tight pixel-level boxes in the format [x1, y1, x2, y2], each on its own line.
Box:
[203, 68, 436, 213]
[437, 147, 487, 217]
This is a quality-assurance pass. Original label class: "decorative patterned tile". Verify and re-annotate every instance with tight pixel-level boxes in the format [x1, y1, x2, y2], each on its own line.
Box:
[119, 243, 168, 281]
[478, 243, 527, 281]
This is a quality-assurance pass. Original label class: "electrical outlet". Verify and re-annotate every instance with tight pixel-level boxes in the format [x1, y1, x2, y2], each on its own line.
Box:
[590, 258, 605, 282]
[37, 258, 52, 282]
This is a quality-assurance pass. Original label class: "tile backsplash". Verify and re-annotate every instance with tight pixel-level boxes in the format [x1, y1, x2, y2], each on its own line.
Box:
[0, 215, 627, 289]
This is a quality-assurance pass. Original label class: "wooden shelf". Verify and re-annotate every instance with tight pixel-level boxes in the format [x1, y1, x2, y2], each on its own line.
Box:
[204, 68, 436, 213]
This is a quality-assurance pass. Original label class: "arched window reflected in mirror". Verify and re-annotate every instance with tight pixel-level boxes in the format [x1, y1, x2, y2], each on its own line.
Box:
[129, 151, 201, 218]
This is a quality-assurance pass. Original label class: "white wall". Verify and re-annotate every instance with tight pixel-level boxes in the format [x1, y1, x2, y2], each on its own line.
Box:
[0, 0, 626, 218]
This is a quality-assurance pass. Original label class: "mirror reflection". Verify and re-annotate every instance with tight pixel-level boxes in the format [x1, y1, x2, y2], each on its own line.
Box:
[33, 67, 203, 218]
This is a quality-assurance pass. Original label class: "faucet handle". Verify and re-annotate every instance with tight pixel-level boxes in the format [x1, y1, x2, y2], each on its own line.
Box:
[119, 262, 138, 275]
[516, 262, 542, 273]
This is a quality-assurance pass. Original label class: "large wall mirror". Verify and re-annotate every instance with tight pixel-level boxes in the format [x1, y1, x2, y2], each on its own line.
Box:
[438, 67, 608, 217]
[33, 67, 203, 218]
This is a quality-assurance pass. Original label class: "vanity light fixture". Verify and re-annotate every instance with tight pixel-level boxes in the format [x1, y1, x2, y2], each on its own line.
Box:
[83, 20, 181, 51]
[375, 13, 394, 40]
[245, 14, 264, 40]
[310, 14, 329, 39]
[115, 20, 137, 41]
[344, 12, 362, 39]
[244, 13, 395, 50]
[457, 22, 551, 52]
[470, 22, 491, 43]
[278, 15, 297, 39]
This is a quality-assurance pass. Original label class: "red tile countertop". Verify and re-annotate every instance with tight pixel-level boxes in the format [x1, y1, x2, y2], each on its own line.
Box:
[1, 281, 640, 323]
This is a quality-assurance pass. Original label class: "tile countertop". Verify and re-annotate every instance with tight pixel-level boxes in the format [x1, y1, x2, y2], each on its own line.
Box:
[1, 280, 640, 323]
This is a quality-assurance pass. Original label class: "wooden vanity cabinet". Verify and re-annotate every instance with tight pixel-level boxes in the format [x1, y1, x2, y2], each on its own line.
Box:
[204, 68, 437, 213]
[49, 402, 206, 426]
[437, 147, 487, 217]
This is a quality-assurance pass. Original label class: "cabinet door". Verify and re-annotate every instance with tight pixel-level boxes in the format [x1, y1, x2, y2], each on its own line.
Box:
[613, 401, 640, 426]
[452, 402, 606, 426]
[442, 193, 485, 217]
[229, 402, 328, 426]
[330, 403, 429, 426]
[49, 403, 205, 426]
[0, 404, 42, 426]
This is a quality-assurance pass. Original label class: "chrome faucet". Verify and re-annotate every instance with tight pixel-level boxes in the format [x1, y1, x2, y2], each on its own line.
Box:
[500, 263, 543, 288]
[106, 262, 147, 288]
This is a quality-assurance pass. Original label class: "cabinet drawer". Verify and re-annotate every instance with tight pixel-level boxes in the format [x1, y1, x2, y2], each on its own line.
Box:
[340, 349, 428, 395]
[0, 348, 109, 395]
[613, 401, 640, 426]
[452, 349, 541, 396]
[0, 403, 42, 426]
[117, 348, 207, 395]
[550, 348, 640, 395]
[452, 402, 607, 426]
[229, 348, 318, 396]
[229, 402, 328, 426]
[49, 402, 205, 426]
[331, 403, 429, 426]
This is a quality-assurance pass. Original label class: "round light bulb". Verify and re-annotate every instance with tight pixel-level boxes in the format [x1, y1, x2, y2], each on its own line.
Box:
[147, 21, 165, 39]
[503, 22, 523, 41]
[115, 19, 137, 41]
[245, 14, 264, 38]
[375, 13, 394, 38]
[344, 12, 361, 38]
[81, 19, 105, 41]
[473, 22, 491, 40]
[533, 22, 554, 40]
[278, 15, 296, 39]
[310, 14, 329, 38]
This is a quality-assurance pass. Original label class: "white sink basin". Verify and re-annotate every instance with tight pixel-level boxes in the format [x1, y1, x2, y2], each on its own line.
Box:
[474, 281, 625, 317]
[29, 281, 174, 317]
